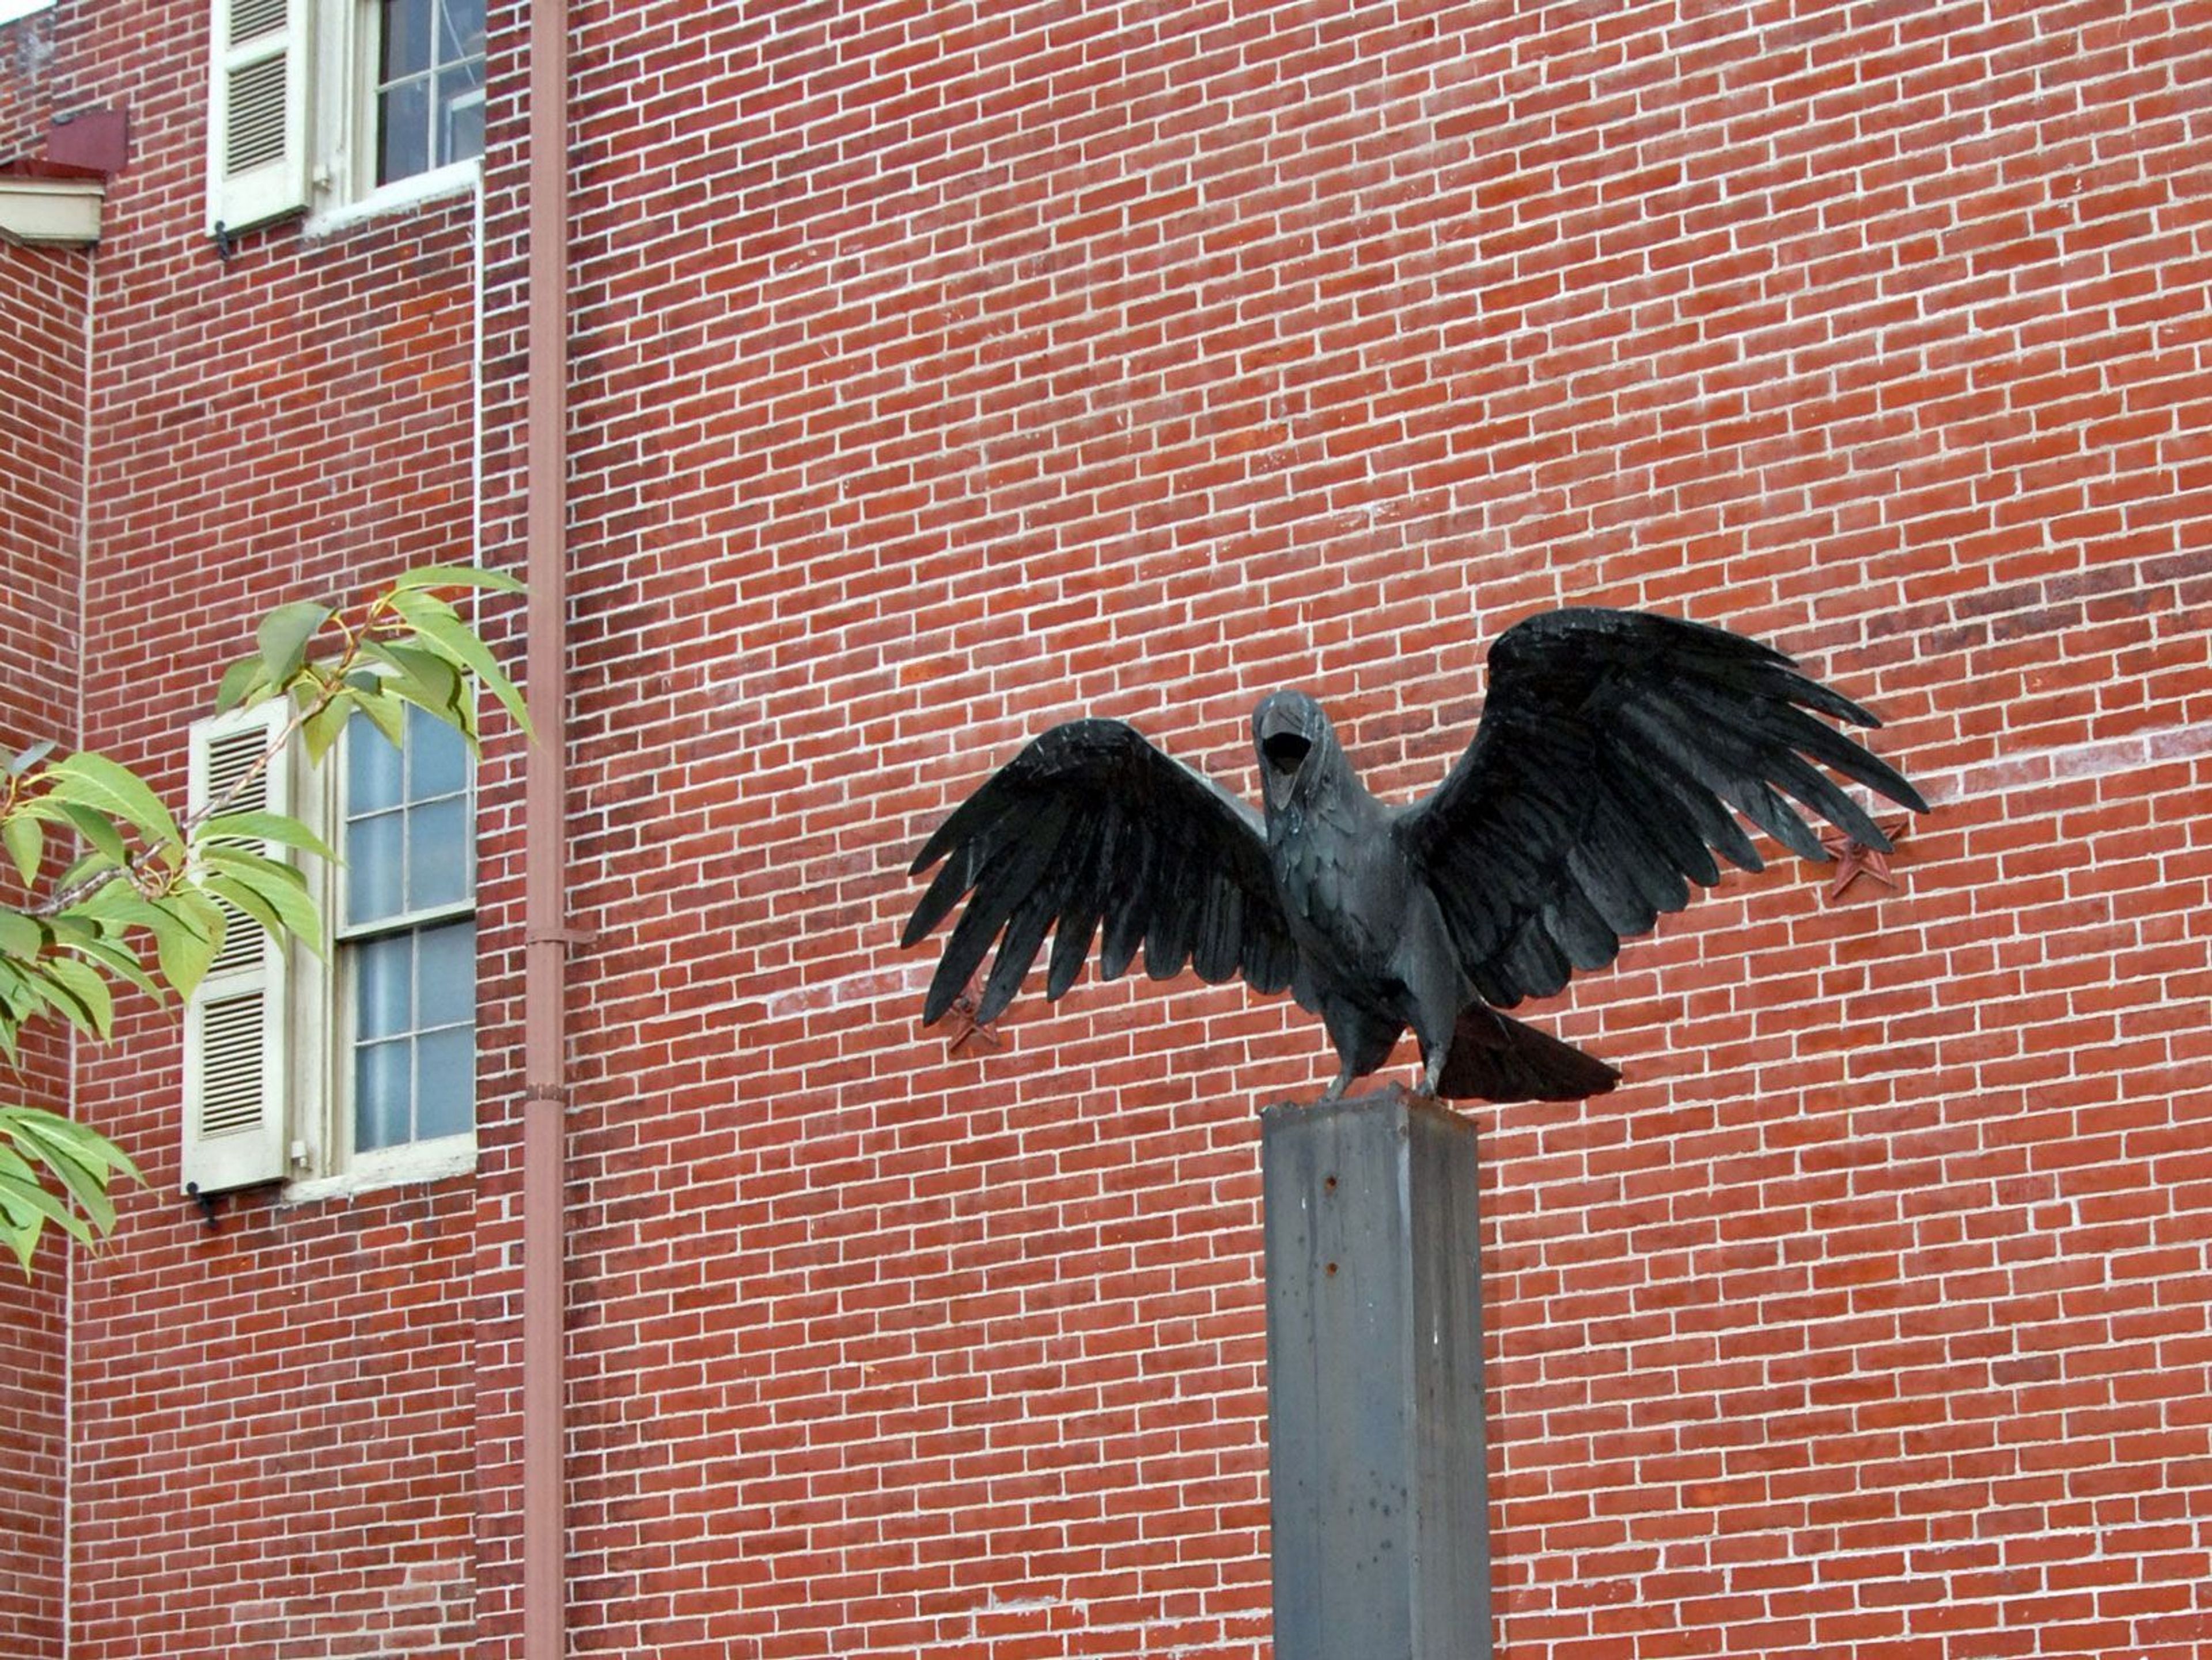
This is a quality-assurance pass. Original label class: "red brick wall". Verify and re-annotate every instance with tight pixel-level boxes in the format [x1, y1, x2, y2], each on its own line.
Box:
[0, 240, 82, 744]
[0, 6, 60, 161]
[6, 0, 494, 1652]
[550, 1, 2211, 1654]
[0, 234, 89, 1660]
[22, 0, 2212, 1656]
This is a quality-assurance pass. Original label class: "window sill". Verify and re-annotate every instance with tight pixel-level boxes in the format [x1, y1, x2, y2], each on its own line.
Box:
[281, 1131, 476, 1204]
[304, 160, 479, 240]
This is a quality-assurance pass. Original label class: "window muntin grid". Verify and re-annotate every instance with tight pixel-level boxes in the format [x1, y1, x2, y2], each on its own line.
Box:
[373, 0, 484, 186]
[339, 705, 474, 1151]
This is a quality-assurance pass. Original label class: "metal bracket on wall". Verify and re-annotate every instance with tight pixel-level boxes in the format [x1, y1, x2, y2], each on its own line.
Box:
[184, 1181, 224, 1234]
[527, 927, 596, 951]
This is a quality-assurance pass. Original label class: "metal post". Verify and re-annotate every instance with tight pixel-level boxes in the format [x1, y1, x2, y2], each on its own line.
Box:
[1263, 1086, 1493, 1660]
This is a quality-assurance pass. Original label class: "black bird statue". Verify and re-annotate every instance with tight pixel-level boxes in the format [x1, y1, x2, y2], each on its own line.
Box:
[902, 607, 1927, 1102]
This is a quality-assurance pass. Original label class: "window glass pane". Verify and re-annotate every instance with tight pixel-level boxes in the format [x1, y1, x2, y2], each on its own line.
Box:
[380, 0, 431, 78]
[408, 797, 471, 911]
[415, 918, 473, 1009]
[355, 933, 413, 1040]
[441, 0, 484, 60]
[355, 1039, 411, 1150]
[378, 78, 430, 186]
[347, 811, 404, 923]
[414, 1026, 474, 1140]
[339, 676, 475, 1158]
[348, 718, 404, 814]
[376, 0, 483, 186]
[440, 75, 484, 169]
[407, 704, 468, 801]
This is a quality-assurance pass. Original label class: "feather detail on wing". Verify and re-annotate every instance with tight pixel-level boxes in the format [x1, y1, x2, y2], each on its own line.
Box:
[904, 719, 1298, 1026]
[1394, 608, 1929, 1008]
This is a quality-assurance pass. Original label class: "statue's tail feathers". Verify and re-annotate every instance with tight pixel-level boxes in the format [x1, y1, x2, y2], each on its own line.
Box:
[1439, 1004, 1620, 1102]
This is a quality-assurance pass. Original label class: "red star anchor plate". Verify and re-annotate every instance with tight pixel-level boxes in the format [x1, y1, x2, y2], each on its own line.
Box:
[1819, 815, 1913, 902]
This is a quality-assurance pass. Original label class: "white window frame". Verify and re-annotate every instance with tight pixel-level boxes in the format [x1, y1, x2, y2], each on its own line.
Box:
[182, 701, 479, 1203]
[291, 704, 479, 1199]
[308, 0, 481, 227]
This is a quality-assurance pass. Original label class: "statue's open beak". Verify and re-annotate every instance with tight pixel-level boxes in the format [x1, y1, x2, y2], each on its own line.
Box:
[1257, 704, 1312, 812]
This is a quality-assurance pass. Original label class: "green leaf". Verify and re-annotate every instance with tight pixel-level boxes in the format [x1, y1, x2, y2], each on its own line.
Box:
[145, 897, 218, 1001]
[348, 683, 408, 750]
[169, 888, 226, 948]
[57, 803, 131, 868]
[256, 599, 336, 686]
[6, 1105, 141, 1187]
[65, 935, 161, 1004]
[392, 563, 527, 595]
[200, 848, 320, 952]
[72, 885, 190, 961]
[301, 691, 355, 765]
[214, 656, 268, 715]
[0, 1155, 94, 1266]
[388, 587, 457, 629]
[5, 741, 55, 778]
[364, 640, 463, 712]
[196, 811, 336, 863]
[2, 815, 40, 886]
[200, 842, 308, 897]
[0, 1166, 91, 1242]
[43, 957, 113, 1041]
[262, 886, 324, 951]
[44, 753, 182, 852]
[398, 606, 535, 741]
[0, 910, 41, 961]
[291, 671, 333, 713]
[43, 914, 93, 951]
[1, 1128, 115, 1239]
[28, 959, 100, 1037]
[202, 874, 283, 945]
[0, 1106, 142, 1275]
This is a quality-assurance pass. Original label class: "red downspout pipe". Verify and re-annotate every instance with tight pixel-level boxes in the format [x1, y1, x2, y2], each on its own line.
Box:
[522, 0, 569, 1651]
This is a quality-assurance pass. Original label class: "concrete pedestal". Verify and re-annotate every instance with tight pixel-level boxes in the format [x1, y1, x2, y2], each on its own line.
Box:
[1262, 1086, 1493, 1660]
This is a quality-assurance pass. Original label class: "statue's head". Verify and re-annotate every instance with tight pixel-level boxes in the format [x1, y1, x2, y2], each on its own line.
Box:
[1253, 690, 1334, 817]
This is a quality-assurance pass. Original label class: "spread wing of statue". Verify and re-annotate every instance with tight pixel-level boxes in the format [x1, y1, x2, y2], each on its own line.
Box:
[902, 607, 1928, 1102]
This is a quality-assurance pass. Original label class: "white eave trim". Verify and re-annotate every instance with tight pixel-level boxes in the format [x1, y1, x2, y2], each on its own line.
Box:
[0, 177, 103, 246]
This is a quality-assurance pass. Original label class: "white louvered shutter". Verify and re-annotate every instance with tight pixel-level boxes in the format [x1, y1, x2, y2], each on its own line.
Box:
[206, 0, 310, 236]
[180, 704, 293, 1194]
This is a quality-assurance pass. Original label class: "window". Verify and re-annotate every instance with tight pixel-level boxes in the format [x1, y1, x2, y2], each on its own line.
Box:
[206, 0, 486, 237]
[338, 704, 475, 1154]
[369, 0, 485, 188]
[181, 700, 478, 1198]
